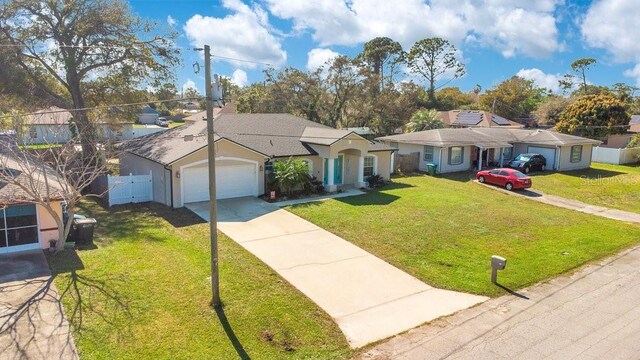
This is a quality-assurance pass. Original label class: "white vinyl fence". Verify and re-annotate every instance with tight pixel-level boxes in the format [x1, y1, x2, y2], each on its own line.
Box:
[107, 171, 153, 206]
[592, 147, 640, 165]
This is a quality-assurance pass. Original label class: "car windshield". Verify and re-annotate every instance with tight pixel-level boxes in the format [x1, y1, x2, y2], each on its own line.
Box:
[514, 155, 530, 161]
[513, 171, 528, 178]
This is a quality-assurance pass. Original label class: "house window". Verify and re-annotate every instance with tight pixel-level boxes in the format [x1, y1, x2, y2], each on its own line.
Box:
[364, 156, 376, 177]
[448, 146, 464, 165]
[29, 127, 37, 139]
[502, 147, 513, 161]
[423, 146, 434, 162]
[570, 145, 582, 163]
[1, 205, 39, 247]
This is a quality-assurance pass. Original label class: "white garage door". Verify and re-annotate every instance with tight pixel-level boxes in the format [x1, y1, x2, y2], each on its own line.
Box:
[182, 162, 258, 203]
[527, 146, 556, 170]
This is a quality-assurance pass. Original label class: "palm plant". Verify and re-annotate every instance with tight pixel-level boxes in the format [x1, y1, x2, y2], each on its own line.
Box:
[405, 108, 444, 132]
[273, 157, 311, 196]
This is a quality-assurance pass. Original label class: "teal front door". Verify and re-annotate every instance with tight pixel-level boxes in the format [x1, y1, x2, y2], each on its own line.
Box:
[323, 156, 344, 185]
[333, 155, 343, 184]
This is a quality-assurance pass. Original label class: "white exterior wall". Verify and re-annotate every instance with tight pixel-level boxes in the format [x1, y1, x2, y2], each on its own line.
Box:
[120, 153, 170, 206]
[394, 143, 430, 171]
[138, 113, 159, 124]
[439, 146, 472, 173]
[23, 125, 72, 145]
[558, 144, 593, 171]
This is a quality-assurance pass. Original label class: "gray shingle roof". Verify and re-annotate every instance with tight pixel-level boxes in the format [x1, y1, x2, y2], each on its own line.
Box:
[0, 142, 66, 205]
[377, 128, 601, 147]
[123, 113, 393, 164]
[25, 107, 73, 125]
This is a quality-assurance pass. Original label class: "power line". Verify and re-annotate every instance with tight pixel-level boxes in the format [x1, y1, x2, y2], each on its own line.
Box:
[0, 97, 203, 120]
[0, 43, 274, 67]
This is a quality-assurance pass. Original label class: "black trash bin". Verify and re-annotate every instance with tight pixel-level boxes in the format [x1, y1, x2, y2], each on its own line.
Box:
[71, 218, 97, 246]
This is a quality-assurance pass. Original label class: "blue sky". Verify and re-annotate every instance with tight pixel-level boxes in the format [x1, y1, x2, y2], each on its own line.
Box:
[129, 0, 640, 95]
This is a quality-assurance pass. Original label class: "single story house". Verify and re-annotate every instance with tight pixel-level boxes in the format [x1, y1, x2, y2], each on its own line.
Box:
[377, 127, 601, 174]
[23, 107, 134, 144]
[0, 142, 66, 254]
[138, 106, 160, 124]
[438, 110, 523, 128]
[119, 113, 393, 208]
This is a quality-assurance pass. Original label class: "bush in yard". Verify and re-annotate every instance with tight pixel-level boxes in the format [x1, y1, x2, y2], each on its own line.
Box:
[366, 174, 385, 188]
[273, 158, 312, 196]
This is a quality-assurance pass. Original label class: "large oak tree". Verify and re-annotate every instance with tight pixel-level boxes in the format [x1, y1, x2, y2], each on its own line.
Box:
[0, 0, 179, 162]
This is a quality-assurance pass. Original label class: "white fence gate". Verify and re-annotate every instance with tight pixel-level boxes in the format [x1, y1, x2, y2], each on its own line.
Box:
[108, 171, 153, 206]
[592, 147, 640, 165]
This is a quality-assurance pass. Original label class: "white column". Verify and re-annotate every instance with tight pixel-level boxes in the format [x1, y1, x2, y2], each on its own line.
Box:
[478, 146, 483, 170]
[499, 147, 504, 167]
[357, 155, 365, 188]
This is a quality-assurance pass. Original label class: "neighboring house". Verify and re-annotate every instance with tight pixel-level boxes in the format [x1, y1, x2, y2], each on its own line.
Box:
[119, 113, 393, 208]
[0, 143, 66, 254]
[183, 103, 236, 122]
[438, 110, 523, 129]
[630, 115, 640, 133]
[23, 107, 74, 144]
[602, 133, 636, 149]
[23, 107, 134, 144]
[378, 127, 601, 174]
[138, 106, 160, 124]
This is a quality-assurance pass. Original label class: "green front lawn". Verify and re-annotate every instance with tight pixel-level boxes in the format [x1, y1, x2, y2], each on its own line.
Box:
[287, 175, 640, 297]
[530, 162, 640, 213]
[47, 202, 350, 359]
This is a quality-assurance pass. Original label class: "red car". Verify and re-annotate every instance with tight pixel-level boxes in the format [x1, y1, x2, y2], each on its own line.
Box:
[476, 168, 532, 191]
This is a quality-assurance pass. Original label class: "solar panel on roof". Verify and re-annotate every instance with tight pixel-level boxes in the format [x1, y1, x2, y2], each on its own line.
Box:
[491, 115, 511, 126]
[452, 111, 483, 126]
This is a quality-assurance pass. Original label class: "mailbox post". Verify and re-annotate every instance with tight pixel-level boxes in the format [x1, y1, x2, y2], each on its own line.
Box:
[491, 255, 507, 284]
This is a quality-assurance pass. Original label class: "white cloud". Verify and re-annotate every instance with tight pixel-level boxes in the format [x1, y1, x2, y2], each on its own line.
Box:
[582, 0, 640, 63]
[516, 68, 563, 93]
[266, 0, 562, 58]
[167, 15, 177, 26]
[184, 0, 286, 69]
[182, 79, 198, 93]
[230, 69, 249, 87]
[306, 48, 340, 71]
[624, 64, 640, 86]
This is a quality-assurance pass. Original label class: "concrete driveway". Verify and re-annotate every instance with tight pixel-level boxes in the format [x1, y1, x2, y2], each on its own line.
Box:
[0, 251, 78, 359]
[187, 198, 487, 348]
[358, 246, 640, 359]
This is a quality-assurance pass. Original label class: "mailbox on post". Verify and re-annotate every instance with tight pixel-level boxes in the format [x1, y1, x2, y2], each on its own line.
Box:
[491, 255, 507, 284]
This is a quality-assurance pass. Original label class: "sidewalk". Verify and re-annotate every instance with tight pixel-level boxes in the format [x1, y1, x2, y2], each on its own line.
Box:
[357, 246, 640, 359]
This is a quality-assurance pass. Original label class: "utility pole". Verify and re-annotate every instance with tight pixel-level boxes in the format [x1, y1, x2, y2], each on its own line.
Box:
[201, 45, 220, 308]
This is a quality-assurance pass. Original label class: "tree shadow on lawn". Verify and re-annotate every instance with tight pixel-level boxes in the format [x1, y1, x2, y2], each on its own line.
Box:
[47, 249, 136, 345]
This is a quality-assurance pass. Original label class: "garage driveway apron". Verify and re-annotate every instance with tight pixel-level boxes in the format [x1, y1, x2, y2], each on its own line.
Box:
[0, 250, 78, 359]
[186, 198, 487, 348]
